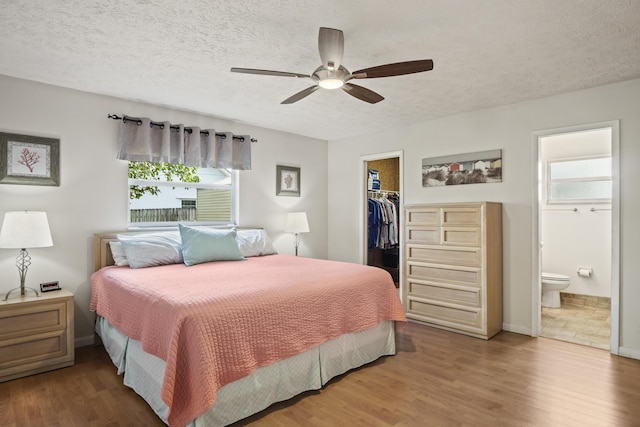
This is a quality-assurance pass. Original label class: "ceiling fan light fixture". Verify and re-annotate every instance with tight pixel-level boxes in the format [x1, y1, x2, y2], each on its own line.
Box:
[230, 27, 433, 104]
[318, 78, 344, 90]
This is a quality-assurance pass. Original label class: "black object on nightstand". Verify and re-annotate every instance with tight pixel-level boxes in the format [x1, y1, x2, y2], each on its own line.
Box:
[40, 281, 61, 292]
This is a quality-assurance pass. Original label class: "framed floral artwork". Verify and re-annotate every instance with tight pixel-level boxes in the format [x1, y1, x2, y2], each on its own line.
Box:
[276, 165, 300, 197]
[0, 132, 60, 186]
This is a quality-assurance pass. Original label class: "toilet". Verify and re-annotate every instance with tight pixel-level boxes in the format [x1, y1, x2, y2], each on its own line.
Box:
[541, 272, 571, 308]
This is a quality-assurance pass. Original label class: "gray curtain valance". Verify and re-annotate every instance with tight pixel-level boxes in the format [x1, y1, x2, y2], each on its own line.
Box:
[116, 115, 252, 170]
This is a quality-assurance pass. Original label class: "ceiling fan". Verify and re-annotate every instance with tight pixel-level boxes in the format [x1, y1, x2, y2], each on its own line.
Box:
[230, 27, 434, 104]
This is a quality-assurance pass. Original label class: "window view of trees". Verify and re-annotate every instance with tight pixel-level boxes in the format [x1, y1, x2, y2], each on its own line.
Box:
[128, 162, 233, 224]
[128, 162, 200, 200]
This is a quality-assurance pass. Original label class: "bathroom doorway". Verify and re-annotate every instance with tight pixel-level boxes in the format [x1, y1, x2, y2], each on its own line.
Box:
[532, 122, 619, 353]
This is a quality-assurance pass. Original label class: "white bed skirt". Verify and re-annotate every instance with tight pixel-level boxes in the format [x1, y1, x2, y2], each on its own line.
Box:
[96, 316, 396, 427]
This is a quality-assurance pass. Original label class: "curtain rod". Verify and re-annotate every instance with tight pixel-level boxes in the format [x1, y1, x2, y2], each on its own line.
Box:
[107, 114, 257, 143]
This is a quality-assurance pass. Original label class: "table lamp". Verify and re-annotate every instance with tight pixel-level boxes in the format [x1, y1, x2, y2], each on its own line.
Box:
[0, 211, 53, 301]
[285, 212, 309, 256]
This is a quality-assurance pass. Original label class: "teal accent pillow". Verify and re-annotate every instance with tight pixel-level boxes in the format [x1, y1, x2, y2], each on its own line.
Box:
[179, 224, 245, 266]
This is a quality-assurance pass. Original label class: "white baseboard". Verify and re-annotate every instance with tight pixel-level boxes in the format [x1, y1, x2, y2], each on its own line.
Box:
[502, 323, 532, 336]
[75, 335, 95, 348]
[619, 346, 640, 360]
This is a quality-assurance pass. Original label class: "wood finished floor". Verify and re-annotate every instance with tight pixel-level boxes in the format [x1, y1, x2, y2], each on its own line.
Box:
[2, 321, 640, 427]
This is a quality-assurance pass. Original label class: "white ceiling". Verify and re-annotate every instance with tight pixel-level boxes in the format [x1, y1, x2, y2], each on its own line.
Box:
[1, 1, 639, 141]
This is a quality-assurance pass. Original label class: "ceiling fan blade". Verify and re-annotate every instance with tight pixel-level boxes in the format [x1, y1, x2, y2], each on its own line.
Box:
[352, 59, 434, 79]
[281, 85, 319, 104]
[318, 27, 344, 71]
[342, 83, 384, 104]
[230, 67, 310, 79]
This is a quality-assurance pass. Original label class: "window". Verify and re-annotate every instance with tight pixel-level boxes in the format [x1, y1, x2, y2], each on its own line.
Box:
[181, 199, 196, 209]
[128, 162, 235, 226]
[546, 155, 612, 204]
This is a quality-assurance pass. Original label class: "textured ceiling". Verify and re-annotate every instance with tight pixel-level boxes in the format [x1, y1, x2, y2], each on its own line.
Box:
[1, 1, 639, 141]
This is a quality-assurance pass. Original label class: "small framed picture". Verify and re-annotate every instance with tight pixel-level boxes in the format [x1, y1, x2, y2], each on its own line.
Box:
[0, 132, 60, 186]
[276, 165, 300, 197]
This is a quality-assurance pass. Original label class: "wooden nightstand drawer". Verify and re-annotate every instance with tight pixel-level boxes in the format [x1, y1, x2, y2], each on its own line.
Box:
[0, 329, 69, 369]
[0, 289, 74, 382]
[0, 301, 67, 340]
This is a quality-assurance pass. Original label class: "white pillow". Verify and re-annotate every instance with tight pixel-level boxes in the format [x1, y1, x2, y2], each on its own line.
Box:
[109, 241, 129, 266]
[236, 229, 277, 257]
[117, 231, 183, 269]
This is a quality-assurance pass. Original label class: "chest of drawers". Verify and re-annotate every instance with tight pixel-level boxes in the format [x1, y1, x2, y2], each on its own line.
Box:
[403, 202, 502, 339]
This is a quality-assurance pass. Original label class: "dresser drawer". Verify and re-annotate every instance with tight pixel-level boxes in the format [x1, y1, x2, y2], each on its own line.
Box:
[442, 207, 481, 226]
[407, 279, 481, 307]
[407, 244, 481, 267]
[0, 301, 67, 340]
[406, 208, 440, 226]
[407, 261, 482, 287]
[442, 226, 481, 246]
[407, 298, 482, 330]
[406, 226, 440, 244]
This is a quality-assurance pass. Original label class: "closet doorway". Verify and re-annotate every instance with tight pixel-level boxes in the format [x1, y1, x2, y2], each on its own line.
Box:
[362, 151, 403, 289]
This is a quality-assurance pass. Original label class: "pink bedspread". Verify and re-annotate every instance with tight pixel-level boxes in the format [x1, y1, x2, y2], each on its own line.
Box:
[90, 254, 406, 427]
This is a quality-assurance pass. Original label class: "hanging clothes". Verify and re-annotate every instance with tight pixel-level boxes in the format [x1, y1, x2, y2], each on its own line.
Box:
[368, 198, 381, 249]
[368, 192, 400, 249]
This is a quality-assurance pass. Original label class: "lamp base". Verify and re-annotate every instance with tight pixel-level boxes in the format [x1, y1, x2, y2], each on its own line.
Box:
[3, 286, 40, 301]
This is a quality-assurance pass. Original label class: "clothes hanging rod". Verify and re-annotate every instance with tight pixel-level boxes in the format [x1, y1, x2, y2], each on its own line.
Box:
[368, 189, 400, 194]
[107, 114, 257, 143]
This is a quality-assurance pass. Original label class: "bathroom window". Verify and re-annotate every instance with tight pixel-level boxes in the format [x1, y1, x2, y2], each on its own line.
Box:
[546, 155, 612, 203]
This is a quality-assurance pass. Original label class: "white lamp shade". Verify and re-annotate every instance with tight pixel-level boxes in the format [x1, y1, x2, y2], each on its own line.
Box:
[0, 211, 53, 249]
[285, 212, 310, 234]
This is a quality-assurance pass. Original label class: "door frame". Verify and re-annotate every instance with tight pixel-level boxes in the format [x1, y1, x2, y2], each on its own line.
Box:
[360, 150, 404, 291]
[531, 120, 620, 354]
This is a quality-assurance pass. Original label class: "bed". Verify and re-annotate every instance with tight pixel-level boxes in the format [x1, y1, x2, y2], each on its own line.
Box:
[90, 227, 406, 427]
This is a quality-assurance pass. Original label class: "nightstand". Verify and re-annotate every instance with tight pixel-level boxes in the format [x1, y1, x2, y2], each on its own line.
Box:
[0, 289, 74, 382]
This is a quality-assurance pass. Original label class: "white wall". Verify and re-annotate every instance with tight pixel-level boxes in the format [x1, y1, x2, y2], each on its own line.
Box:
[0, 75, 327, 345]
[327, 78, 640, 356]
[541, 128, 612, 297]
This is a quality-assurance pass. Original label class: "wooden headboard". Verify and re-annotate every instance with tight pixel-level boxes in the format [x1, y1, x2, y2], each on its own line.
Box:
[93, 232, 121, 272]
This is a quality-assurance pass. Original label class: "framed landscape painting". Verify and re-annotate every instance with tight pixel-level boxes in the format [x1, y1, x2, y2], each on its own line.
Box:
[422, 149, 502, 187]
